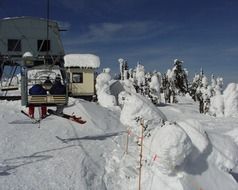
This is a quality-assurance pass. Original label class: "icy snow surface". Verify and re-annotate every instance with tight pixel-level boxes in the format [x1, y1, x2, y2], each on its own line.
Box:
[0, 94, 237, 190]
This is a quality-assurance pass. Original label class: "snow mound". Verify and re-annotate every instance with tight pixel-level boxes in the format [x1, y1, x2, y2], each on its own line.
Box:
[95, 68, 112, 91]
[96, 69, 117, 108]
[223, 83, 238, 98]
[223, 83, 238, 117]
[148, 122, 193, 175]
[120, 92, 166, 128]
[209, 94, 224, 117]
[208, 132, 238, 172]
[178, 119, 209, 161]
[120, 79, 136, 94]
[209, 83, 238, 118]
[97, 85, 117, 108]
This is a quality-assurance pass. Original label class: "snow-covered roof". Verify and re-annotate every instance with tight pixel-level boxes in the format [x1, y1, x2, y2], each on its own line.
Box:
[64, 54, 100, 69]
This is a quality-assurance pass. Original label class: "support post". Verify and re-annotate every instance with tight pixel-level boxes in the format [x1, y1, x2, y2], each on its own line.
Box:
[138, 118, 144, 190]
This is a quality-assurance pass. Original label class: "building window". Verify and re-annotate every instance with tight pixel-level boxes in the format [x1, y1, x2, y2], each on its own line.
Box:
[37, 40, 50, 52]
[72, 73, 83, 83]
[8, 39, 21, 51]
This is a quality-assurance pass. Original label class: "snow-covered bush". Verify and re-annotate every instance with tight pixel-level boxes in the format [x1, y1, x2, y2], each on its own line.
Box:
[120, 92, 166, 129]
[209, 94, 224, 117]
[135, 63, 145, 87]
[97, 85, 117, 108]
[120, 79, 136, 94]
[210, 83, 238, 117]
[96, 68, 116, 108]
[149, 74, 161, 104]
[223, 83, 238, 117]
[95, 68, 111, 91]
[147, 122, 193, 175]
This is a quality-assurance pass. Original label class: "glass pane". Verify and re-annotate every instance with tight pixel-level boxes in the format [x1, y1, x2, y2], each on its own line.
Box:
[8, 39, 21, 51]
[72, 73, 83, 83]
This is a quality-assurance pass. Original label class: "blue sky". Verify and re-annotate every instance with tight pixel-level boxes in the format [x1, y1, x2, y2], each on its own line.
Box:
[1, 0, 238, 84]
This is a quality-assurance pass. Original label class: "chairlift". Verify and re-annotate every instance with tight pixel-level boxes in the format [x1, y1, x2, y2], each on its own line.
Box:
[0, 64, 20, 93]
[21, 56, 69, 107]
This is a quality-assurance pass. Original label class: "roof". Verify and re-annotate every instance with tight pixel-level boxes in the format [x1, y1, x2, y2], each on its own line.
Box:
[64, 54, 100, 69]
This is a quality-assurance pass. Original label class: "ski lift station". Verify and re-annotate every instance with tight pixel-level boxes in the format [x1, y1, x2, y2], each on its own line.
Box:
[64, 54, 100, 99]
[0, 17, 100, 103]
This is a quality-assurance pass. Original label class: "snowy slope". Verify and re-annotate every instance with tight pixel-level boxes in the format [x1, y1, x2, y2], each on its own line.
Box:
[0, 99, 125, 190]
[0, 96, 237, 190]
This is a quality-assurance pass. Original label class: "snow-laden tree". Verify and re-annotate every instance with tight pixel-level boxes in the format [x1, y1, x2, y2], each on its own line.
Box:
[210, 74, 216, 97]
[118, 58, 129, 80]
[196, 75, 213, 114]
[149, 73, 161, 104]
[171, 59, 188, 94]
[223, 83, 238, 117]
[211, 74, 216, 88]
[134, 63, 145, 94]
[162, 69, 176, 103]
[214, 77, 223, 95]
[209, 83, 238, 118]
[189, 73, 203, 101]
[209, 92, 224, 117]
[96, 68, 117, 108]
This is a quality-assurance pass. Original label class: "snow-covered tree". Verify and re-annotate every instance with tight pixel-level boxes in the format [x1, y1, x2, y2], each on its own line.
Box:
[214, 77, 223, 95]
[189, 73, 203, 101]
[149, 73, 161, 104]
[118, 58, 128, 80]
[96, 68, 117, 108]
[209, 83, 238, 118]
[163, 69, 176, 103]
[134, 63, 145, 94]
[171, 59, 188, 94]
[223, 83, 238, 117]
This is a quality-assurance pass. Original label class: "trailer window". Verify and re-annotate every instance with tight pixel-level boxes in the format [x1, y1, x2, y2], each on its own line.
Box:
[37, 40, 51, 52]
[72, 73, 83, 83]
[8, 39, 21, 51]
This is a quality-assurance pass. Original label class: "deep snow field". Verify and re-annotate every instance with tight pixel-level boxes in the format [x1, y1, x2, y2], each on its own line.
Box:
[0, 95, 237, 190]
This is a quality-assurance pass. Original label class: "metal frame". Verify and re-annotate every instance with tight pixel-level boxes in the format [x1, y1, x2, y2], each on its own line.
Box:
[21, 56, 68, 107]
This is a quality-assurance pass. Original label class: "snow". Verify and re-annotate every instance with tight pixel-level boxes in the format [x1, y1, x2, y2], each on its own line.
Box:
[95, 68, 117, 108]
[223, 83, 238, 117]
[209, 94, 224, 117]
[22, 51, 33, 58]
[120, 92, 166, 128]
[209, 83, 238, 117]
[0, 92, 238, 189]
[135, 63, 145, 86]
[208, 132, 238, 172]
[147, 122, 193, 175]
[178, 119, 209, 161]
[64, 54, 100, 68]
[150, 74, 160, 92]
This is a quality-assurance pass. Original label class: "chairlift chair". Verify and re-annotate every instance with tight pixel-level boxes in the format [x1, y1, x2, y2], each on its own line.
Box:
[0, 64, 20, 92]
[21, 56, 69, 107]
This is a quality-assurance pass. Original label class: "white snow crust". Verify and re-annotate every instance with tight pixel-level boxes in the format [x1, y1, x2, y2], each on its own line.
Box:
[64, 54, 100, 68]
